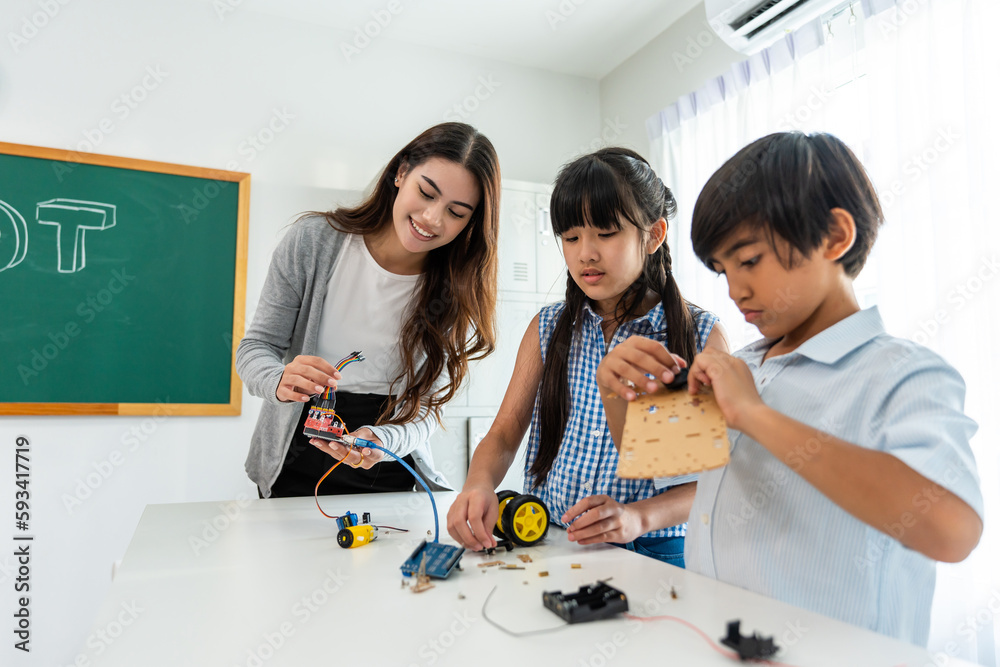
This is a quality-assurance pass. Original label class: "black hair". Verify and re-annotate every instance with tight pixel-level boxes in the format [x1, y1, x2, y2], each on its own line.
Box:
[691, 132, 883, 278]
[530, 147, 700, 485]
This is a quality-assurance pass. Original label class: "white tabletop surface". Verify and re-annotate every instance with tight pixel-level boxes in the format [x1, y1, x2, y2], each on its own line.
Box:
[80, 492, 976, 667]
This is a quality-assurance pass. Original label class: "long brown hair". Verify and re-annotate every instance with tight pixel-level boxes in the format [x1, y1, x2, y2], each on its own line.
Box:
[320, 122, 500, 425]
[530, 147, 699, 485]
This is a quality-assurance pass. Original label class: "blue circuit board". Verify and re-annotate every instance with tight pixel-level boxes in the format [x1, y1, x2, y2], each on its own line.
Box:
[400, 541, 464, 579]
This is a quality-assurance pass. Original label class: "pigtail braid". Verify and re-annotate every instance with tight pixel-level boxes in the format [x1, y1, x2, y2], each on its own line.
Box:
[530, 277, 585, 486]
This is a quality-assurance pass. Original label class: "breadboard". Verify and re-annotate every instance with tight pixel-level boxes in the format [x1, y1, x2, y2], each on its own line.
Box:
[616, 388, 730, 478]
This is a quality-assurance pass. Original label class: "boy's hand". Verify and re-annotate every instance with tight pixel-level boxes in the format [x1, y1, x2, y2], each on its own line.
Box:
[447, 486, 499, 551]
[596, 336, 686, 401]
[688, 348, 765, 431]
[309, 427, 386, 469]
[563, 495, 645, 545]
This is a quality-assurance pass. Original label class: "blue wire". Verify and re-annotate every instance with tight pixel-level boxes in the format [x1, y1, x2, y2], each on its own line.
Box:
[349, 438, 439, 543]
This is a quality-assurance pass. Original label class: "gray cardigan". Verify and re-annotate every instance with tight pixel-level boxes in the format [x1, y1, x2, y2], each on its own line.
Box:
[237, 216, 451, 497]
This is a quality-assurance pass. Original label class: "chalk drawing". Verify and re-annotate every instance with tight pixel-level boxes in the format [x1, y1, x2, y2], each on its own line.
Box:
[36, 199, 117, 273]
[0, 199, 28, 273]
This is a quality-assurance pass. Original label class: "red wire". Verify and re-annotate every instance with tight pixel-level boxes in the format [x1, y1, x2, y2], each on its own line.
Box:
[314, 458, 348, 519]
[313, 429, 363, 519]
[625, 613, 740, 660]
[623, 613, 800, 666]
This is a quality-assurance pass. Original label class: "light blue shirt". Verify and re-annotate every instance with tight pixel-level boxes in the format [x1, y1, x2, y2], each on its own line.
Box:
[525, 301, 718, 538]
[685, 306, 982, 646]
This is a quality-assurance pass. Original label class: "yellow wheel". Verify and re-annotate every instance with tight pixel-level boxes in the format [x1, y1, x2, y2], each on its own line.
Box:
[494, 490, 518, 539]
[502, 494, 550, 547]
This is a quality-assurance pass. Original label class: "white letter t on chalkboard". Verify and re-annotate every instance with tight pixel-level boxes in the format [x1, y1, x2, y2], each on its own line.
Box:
[36, 199, 117, 273]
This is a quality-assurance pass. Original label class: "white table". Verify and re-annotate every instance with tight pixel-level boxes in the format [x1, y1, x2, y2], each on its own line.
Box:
[80, 492, 974, 666]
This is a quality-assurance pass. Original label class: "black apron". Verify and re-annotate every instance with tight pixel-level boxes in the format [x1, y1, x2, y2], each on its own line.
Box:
[267, 392, 416, 498]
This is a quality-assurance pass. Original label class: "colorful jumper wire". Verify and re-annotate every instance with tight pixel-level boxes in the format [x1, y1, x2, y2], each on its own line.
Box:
[317, 351, 365, 400]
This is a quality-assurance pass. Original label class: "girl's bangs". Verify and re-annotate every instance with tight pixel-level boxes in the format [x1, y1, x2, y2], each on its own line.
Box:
[550, 159, 632, 235]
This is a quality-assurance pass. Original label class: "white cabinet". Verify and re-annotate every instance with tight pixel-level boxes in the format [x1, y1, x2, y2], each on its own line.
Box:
[534, 192, 566, 302]
[497, 181, 565, 300]
[497, 187, 539, 293]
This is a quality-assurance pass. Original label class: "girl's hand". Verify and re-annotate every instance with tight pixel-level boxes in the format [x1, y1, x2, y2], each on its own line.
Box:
[563, 495, 645, 545]
[688, 348, 765, 431]
[447, 486, 499, 551]
[596, 336, 686, 401]
[309, 427, 386, 469]
[276, 355, 341, 402]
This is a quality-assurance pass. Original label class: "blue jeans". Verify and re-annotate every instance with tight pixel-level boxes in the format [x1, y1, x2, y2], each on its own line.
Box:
[621, 534, 685, 568]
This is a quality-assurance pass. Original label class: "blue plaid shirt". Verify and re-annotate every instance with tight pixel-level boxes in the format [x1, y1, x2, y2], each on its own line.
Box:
[524, 301, 718, 539]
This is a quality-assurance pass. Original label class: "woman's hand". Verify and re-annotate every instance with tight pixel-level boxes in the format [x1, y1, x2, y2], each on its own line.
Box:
[596, 336, 686, 402]
[276, 355, 341, 402]
[309, 427, 386, 469]
[447, 486, 499, 551]
[563, 495, 645, 545]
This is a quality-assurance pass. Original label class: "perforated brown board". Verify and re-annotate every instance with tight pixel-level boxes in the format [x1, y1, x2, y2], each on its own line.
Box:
[616, 388, 731, 479]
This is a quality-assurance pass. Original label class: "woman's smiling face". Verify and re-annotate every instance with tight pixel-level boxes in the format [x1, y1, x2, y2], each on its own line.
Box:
[391, 157, 480, 256]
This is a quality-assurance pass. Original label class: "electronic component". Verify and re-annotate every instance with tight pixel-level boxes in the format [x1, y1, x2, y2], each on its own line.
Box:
[303, 399, 344, 441]
[303, 351, 364, 441]
[483, 540, 514, 555]
[335, 511, 378, 548]
[335, 512, 359, 532]
[400, 540, 464, 579]
[720, 620, 779, 661]
[665, 367, 689, 390]
[338, 524, 377, 548]
[543, 582, 629, 624]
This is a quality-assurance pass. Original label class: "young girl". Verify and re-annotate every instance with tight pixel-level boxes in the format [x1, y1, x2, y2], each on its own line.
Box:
[237, 122, 501, 498]
[447, 148, 727, 565]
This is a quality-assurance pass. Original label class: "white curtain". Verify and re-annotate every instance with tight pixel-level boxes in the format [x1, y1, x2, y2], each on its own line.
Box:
[649, 1, 1000, 663]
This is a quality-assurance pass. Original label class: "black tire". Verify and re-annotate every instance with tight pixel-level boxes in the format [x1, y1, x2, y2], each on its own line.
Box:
[494, 490, 519, 539]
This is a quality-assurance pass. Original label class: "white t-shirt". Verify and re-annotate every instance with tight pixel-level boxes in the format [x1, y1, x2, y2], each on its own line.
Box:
[316, 233, 420, 394]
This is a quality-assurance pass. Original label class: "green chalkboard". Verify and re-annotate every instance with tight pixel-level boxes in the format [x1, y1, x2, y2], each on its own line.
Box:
[0, 142, 249, 416]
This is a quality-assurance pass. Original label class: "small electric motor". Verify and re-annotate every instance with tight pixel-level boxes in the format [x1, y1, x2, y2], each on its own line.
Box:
[336, 511, 377, 549]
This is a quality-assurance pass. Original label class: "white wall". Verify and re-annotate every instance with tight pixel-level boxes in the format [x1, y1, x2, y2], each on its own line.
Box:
[0, 1, 601, 663]
[599, 2, 742, 160]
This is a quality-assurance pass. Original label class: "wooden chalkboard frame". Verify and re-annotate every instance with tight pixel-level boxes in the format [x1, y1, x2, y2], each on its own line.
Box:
[0, 142, 250, 416]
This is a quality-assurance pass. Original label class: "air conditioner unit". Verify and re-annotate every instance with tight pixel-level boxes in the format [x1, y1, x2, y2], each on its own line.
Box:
[706, 0, 850, 54]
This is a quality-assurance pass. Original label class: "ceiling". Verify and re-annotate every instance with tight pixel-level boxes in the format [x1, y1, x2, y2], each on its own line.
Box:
[216, 0, 704, 79]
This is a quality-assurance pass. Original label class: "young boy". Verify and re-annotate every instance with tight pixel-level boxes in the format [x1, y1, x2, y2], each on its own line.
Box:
[597, 132, 983, 646]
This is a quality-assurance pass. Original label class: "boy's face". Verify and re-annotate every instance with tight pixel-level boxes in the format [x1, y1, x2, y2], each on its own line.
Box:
[706, 225, 840, 340]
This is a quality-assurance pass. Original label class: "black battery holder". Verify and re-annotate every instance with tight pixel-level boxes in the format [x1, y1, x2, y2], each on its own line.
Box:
[542, 582, 629, 624]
